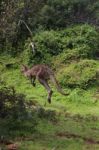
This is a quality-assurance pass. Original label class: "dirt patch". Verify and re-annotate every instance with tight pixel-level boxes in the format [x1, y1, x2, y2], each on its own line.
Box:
[56, 132, 99, 144]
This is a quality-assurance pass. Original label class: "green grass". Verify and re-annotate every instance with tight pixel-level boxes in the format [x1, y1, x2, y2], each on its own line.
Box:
[0, 62, 99, 150]
[1, 67, 99, 116]
[18, 117, 99, 150]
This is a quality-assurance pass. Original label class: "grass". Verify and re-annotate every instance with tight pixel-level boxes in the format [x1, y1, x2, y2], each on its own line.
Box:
[0, 59, 99, 150]
[1, 67, 99, 116]
[17, 116, 99, 150]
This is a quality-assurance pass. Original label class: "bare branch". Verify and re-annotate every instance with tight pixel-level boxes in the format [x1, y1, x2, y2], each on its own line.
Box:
[18, 20, 35, 54]
[18, 20, 32, 37]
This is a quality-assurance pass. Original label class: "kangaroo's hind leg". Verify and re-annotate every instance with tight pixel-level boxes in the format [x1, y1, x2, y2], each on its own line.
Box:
[37, 77, 53, 103]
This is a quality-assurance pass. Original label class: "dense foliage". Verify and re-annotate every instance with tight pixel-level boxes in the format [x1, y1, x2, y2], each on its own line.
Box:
[27, 25, 99, 65]
[0, 86, 38, 137]
[0, 0, 99, 54]
[57, 59, 99, 88]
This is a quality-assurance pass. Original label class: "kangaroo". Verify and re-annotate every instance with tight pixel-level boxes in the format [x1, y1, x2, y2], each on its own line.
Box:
[21, 64, 68, 103]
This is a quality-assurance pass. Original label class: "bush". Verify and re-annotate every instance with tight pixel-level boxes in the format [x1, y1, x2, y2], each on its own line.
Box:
[27, 30, 62, 65]
[0, 86, 27, 119]
[52, 46, 90, 68]
[25, 24, 99, 65]
[57, 59, 99, 89]
[60, 25, 99, 58]
[0, 86, 38, 137]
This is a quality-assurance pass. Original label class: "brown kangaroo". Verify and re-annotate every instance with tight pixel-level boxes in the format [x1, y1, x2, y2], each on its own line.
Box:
[21, 64, 68, 103]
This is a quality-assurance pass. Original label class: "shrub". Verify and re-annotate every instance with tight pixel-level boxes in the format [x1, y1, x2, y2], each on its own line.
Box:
[60, 25, 99, 58]
[25, 24, 99, 65]
[0, 86, 38, 137]
[27, 30, 62, 65]
[0, 86, 27, 119]
[52, 46, 90, 68]
[57, 59, 99, 89]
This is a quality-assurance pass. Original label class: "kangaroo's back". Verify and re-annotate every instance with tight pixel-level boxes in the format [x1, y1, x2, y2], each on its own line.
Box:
[30, 64, 53, 77]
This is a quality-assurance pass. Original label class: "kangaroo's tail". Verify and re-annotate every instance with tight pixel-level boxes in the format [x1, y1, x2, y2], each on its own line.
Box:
[50, 74, 69, 96]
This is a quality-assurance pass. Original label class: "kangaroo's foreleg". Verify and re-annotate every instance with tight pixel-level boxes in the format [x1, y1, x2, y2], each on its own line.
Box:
[32, 77, 36, 87]
[30, 76, 36, 87]
[37, 77, 53, 103]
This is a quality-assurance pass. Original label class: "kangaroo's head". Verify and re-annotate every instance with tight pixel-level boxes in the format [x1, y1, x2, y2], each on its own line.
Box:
[21, 65, 32, 79]
[21, 65, 29, 74]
